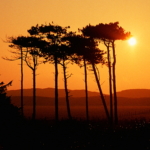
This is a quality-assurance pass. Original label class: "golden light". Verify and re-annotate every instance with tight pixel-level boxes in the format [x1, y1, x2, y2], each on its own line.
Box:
[128, 37, 137, 46]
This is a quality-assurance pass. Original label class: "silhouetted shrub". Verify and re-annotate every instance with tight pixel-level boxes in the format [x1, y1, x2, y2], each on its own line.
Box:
[0, 81, 21, 126]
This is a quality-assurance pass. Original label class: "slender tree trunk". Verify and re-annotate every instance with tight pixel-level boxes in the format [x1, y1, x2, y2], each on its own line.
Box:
[106, 45, 113, 124]
[32, 54, 37, 120]
[24, 48, 37, 121]
[112, 41, 118, 124]
[83, 57, 89, 121]
[32, 65, 36, 120]
[62, 57, 72, 120]
[54, 56, 59, 122]
[91, 63, 110, 121]
[20, 47, 24, 117]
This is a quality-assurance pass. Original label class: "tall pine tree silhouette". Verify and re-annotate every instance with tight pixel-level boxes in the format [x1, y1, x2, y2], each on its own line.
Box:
[82, 22, 131, 124]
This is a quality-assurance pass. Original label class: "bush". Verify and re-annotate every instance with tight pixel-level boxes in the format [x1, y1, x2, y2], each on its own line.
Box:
[0, 81, 21, 126]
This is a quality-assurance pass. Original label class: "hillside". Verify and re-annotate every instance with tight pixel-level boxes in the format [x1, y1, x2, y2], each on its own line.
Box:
[7, 88, 150, 107]
[117, 89, 150, 98]
[10, 96, 150, 107]
[7, 88, 150, 98]
[7, 88, 100, 98]
[7, 88, 150, 120]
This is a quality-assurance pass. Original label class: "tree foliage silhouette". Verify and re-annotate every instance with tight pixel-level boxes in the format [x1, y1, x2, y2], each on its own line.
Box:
[0, 81, 21, 125]
[5, 21, 132, 124]
[65, 32, 109, 121]
[3, 36, 25, 116]
[58, 44, 73, 120]
[8, 36, 47, 120]
[87, 47, 110, 121]
[22, 36, 46, 120]
[64, 34, 97, 121]
[28, 23, 72, 121]
[82, 22, 131, 124]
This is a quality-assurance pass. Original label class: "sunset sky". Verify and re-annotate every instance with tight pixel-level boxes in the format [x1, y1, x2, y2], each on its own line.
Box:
[1, 0, 150, 94]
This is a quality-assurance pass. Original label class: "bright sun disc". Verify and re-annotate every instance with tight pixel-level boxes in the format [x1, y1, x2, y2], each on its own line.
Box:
[128, 37, 136, 46]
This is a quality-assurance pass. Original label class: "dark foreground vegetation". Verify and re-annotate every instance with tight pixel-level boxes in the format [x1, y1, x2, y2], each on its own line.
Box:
[0, 117, 150, 150]
[0, 93, 150, 150]
[0, 82, 150, 150]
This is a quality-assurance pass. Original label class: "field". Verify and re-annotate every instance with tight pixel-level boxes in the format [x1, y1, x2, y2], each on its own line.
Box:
[1, 99, 150, 149]
[23, 105, 150, 121]
[1, 111, 150, 150]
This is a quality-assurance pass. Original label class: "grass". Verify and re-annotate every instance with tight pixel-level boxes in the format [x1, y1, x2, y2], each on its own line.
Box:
[23, 105, 150, 121]
[0, 104, 150, 149]
[0, 117, 150, 150]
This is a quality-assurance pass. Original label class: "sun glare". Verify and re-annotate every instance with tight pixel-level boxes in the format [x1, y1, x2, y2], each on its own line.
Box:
[128, 37, 137, 46]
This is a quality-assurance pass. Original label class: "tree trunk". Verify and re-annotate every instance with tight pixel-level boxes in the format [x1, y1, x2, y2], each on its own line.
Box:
[32, 67, 36, 120]
[112, 41, 118, 124]
[20, 47, 24, 117]
[106, 45, 113, 124]
[62, 57, 72, 120]
[54, 56, 59, 122]
[32, 54, 36, 120]
[91, 63, 110, 121]
[83, 57, 89, 121]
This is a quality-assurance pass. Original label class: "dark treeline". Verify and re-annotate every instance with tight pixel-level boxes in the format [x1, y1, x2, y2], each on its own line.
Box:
[4, 22, 131, 125]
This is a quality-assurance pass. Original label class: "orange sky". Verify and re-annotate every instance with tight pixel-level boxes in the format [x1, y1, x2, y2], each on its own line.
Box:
[1, 0, 150, 94]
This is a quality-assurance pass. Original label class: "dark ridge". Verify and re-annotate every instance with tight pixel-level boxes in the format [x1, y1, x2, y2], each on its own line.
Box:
[10, 96, 150, 107]
[117, 89, 150, 98]
[8, 88, 150, 98]
[7, 88, 100, 98]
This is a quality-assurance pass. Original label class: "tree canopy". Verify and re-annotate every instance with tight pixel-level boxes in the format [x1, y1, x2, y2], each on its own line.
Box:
[82, 22, 131, 41]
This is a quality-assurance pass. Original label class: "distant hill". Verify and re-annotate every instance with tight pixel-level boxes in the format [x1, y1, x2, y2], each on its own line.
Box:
[117, 89, 150, 98]
[10, 95, 150, 107]
[6, 88, 150, 107]
[7, 88, 150, 120]
[7, 88, 100, 98]
[7, 88, 150, 98]
[10, 96, 104, 107]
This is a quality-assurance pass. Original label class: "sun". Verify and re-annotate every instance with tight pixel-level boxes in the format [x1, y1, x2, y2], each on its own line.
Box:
[128, 37, 137, 46]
